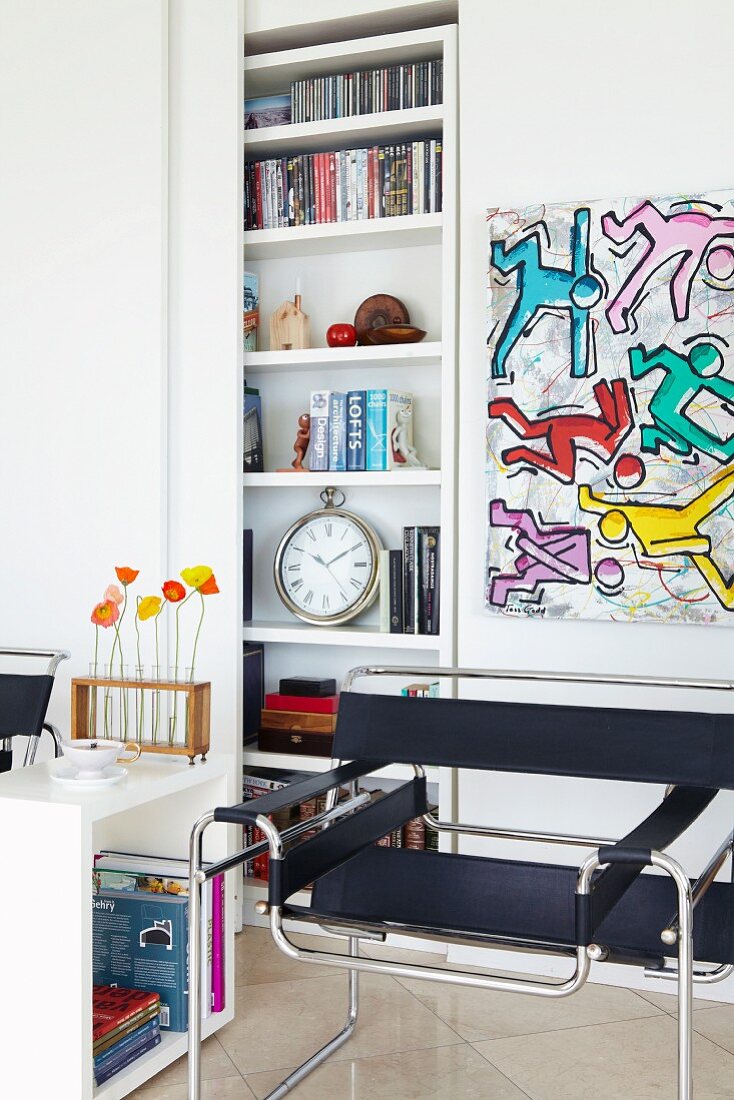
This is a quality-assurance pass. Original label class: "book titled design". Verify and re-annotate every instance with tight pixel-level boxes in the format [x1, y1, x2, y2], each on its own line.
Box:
[346, 390, 366, 471]
[308, 390, 330, 471]
[328, 391, 347, 471]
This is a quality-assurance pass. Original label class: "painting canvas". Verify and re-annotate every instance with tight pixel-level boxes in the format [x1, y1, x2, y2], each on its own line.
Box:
[485, 189, 734, 624]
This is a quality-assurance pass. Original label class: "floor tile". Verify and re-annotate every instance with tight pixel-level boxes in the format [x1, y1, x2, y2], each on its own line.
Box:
[635, 985, 728, 1016]
[131, 1036, 240, 1091]
[217, 972, 462, 1076]
[129, 1076, 254, 1099]
[693, 1005, 734, 1055]
[246, 1043, 528, 1100]
[397, 971, 662, 1042]
[235, 927, 337, 987]
[475, 1014, 734, 1099]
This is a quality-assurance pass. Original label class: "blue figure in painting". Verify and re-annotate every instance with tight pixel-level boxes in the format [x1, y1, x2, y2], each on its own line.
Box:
[490, 208, 603, 380]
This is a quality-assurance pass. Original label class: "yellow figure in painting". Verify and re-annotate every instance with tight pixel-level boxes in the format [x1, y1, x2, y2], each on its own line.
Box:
[579, 469, 734, 609]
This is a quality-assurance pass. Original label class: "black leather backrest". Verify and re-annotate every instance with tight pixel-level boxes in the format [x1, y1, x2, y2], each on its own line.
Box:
[0, 673, 54, 739]
[334, 692, 734, 789]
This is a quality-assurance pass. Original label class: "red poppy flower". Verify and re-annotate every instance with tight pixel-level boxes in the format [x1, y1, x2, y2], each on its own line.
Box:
[115, 566, 140, 586]
[198, 574, 220, 595]
[91, 600, 119, 628]
[162, 579, 186, 603]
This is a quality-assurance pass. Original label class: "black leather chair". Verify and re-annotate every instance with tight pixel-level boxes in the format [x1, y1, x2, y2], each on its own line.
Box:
[0, 647, 69, 772]
[188, 666, 734, 1100]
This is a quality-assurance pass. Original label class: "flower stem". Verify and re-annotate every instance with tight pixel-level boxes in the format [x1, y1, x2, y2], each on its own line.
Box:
[115, 589, 129, 737]
[189, 592, 205, 682]
[90, 627, 99, 737]
[153, 609, 162, 744]
[172, 591, 193, 746]
[134, 597, 143, 742]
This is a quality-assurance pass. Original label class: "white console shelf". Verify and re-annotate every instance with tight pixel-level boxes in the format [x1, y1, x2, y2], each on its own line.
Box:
[0, 756, 235, 1100]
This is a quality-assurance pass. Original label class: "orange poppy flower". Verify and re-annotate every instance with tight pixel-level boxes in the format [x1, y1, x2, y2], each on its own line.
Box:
[91, 600, 119, 628]
[198, 574, 220, 595]
[115, 566, 140, 586]
[162, 580, 186, 602]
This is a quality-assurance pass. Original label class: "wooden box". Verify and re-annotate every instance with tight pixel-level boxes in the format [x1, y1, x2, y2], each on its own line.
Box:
[258, 726, 334, 757]
[260, 708, 337, 734]
[71, 677, 210, 764]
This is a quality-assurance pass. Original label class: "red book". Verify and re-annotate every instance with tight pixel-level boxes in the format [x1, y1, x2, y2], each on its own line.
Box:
[93, 985, 160, 1043]
[313, 153, 322, 224]
[265, 692, 339, 714]
[318, 153, 326, 223]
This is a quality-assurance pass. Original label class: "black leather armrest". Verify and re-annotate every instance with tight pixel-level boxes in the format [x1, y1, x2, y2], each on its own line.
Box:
[212, 759, 382, 826]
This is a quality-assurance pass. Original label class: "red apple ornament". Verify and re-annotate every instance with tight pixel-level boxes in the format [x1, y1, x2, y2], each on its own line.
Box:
[326, 323, 357, 348]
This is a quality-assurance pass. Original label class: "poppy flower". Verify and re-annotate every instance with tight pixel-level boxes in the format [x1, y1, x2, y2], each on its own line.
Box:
[162, 580, 186, 603]
[104, 584, 124, 606]
[115, 566, 140, 586]
[138, 595, 162, 621]
[198, 573, 220, 595]
[91, 600, 119, 628]
[180, 565, 213, 590]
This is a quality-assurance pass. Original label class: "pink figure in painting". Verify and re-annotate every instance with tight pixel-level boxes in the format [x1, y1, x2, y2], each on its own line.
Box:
[488, 500, 591, 606]
[487, 379, 633, 483]
[602, 201, 734, 334]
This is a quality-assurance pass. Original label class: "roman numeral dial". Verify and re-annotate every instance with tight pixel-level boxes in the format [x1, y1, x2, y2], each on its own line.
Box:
[275, 505, 381, 625]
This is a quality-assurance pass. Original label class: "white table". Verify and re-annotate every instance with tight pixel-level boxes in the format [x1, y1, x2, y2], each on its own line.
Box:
[0, 755, 235, 1099]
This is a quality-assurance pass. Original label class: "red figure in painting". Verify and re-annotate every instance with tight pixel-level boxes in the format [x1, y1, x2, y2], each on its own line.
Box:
[487, 379, 633, 484]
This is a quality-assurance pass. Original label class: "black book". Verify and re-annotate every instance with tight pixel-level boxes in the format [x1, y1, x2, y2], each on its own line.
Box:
[243, 643, 264, 745]
[243, 529, 253, 622]
[388, 549, 404, 633]
[418, 527, 440, 636]
[435, 139, 443, 214]
[402, 527, 416, 633]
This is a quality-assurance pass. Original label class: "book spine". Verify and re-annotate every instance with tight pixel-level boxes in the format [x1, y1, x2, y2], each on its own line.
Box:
[255, 163, 263, 229]
[419, 526, 440, 635]
[389, 549, 404, 633]
[94, 1019, 160, 1071]
[95, 1034, 162, 1085]
[403, 816, 426, 849]
[430, 140, 436, 213]
[435, 138, 443, 213]
[403, 526, 416, 633]
[386, 390, 412, 470]
[276, 158, 284, 227]
[379, 549, 391, 633]
[328, 391, 347, 471]
[365, 389, 387, 471]
[211, 873, 225, 1012]
[308, 390, 330, 471]
[329, 151, 337, 223]
[346, 390, 366, 471]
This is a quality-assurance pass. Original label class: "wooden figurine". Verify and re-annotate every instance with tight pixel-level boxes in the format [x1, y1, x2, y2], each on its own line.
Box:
[270, 292, 310, 351]
[277, 412, 311, 472]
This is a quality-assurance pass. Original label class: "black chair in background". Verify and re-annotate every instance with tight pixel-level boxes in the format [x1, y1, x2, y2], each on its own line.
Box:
[0, 647, 70, 773]
[188, 666, 734, 1100]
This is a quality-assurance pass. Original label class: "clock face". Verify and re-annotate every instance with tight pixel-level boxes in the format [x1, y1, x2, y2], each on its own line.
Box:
[275, 508, 381, 624]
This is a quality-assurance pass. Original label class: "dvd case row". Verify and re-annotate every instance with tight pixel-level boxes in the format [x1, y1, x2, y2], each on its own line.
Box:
[290, 59, 443, 123]
[244, 139, 442, 230]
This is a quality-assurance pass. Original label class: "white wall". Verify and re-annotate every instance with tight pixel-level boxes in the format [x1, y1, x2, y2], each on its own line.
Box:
[456, 0, 734, 997]
[0, 0, 168, 736]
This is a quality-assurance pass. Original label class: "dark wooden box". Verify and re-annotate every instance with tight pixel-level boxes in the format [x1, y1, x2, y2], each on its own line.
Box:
[258, 726, 334, 757]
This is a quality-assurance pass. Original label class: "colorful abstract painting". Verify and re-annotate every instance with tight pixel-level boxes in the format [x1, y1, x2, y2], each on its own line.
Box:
[485, 189, 734, 624]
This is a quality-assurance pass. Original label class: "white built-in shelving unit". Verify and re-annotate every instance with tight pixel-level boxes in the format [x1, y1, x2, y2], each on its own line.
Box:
[241, 22, 458, 924]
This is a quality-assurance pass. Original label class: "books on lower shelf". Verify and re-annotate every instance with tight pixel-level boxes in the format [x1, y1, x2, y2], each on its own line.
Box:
[290, 59, 443, 123]
[92, 850, 227, 1034]
[380, 526, 440, 635]
[309, 388, 418, 472]
[244, 139, 442, 230]
[93, 985, 162, 1086]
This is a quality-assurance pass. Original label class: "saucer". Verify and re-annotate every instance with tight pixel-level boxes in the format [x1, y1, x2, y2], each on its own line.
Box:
[49, 760, 127, 788]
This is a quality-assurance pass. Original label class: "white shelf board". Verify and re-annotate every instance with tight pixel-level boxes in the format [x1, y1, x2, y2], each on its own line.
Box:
[244, 212, 441, 259]
[244, 105, 442, 159]
[243, 470, 440, 488]
[242, 619, 441, 649]
[244, 340, 442, 375]
[242, 746, 437, 783]
[94, 1008, 233, 1100]
[244, 26, 450, 98]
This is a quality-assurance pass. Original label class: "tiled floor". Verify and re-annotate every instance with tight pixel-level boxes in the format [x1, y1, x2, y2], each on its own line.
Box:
[131, 928, 734, 1099]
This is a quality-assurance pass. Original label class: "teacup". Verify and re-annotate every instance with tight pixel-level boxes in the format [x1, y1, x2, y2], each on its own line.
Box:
[60, 739, 142, 778]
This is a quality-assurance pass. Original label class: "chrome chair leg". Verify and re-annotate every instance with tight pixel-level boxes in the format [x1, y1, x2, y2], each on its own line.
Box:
[188, 810, 215, 1100]
[264, 936, 360, 1100]
[654, 853, 694, 1100]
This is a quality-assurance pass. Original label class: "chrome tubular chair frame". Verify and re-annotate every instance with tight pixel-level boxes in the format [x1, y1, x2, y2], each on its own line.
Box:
[187, 666, 734, 1100]
[0, 647, 69, 768]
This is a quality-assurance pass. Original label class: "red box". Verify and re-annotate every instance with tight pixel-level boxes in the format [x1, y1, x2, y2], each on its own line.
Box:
[264, 692, 339, 714]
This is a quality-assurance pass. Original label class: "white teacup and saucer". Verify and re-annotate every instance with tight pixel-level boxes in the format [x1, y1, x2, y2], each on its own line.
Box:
[51, 739, 142, 787]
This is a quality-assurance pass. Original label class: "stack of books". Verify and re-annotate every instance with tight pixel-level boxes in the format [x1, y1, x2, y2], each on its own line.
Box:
[309, 388, 418, 473]
[92, 985, 161, 1086]
[380, 526, 440, 635]
[244, 139, 442, 230]
[242, 765, 319, 882]
[92, 850, 227, 1029]
[290, 59, 443, 121]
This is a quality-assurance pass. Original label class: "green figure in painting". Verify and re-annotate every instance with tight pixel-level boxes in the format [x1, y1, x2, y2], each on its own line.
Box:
[630, 341, 734, 463]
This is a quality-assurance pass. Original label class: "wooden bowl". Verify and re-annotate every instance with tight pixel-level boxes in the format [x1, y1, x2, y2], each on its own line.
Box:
[363, 324, 427, 345]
